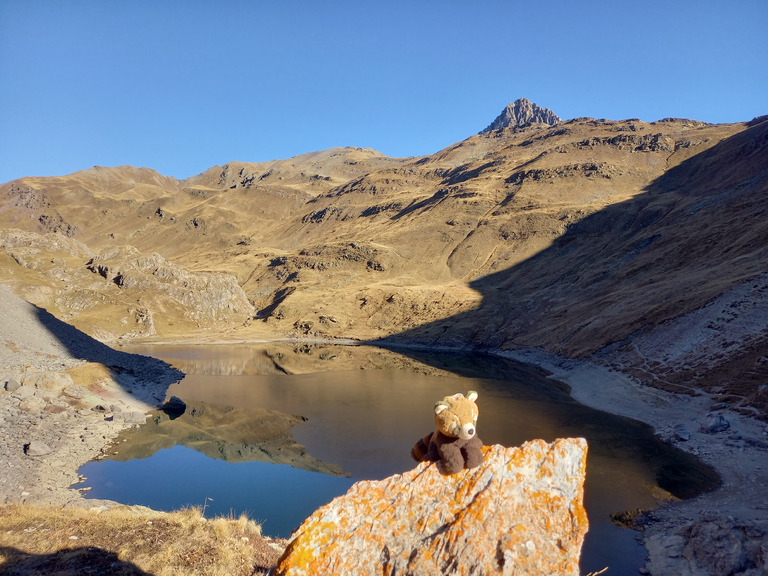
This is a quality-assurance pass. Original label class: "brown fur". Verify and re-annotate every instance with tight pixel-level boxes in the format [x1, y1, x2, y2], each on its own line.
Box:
[411, 391, 484, 474]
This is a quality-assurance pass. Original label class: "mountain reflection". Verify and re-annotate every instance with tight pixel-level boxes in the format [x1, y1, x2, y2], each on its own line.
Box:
[103, 399, 348, 477]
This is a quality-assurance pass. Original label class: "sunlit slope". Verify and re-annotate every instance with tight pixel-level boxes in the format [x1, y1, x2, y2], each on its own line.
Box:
[1, 116, 765, 357]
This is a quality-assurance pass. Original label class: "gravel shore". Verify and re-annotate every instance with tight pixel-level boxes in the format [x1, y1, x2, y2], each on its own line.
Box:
[0, 283, 183, 507]
[501, 348, 768, 575]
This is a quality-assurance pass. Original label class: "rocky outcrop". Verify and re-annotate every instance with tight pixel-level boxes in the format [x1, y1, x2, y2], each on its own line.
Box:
[84, 245, 254, 327]
[644, 514, 768, 576]
[273, 439, 588, 576]
[480, 97, 561, 132]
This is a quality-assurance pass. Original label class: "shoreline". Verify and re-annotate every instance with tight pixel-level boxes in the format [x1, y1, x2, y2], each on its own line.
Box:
[496, 347, 768, 574]
[4, 314, 768, 573]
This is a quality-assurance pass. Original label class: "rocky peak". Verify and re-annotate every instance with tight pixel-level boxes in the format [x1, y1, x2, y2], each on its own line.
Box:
[480, 97, 561, 133]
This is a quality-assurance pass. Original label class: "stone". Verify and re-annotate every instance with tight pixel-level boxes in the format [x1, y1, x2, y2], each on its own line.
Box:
[644, 514, 768, 576]
[114, 411, 146, 425]
[3, 377, 21, 392]
[11, 386, 34, 400]
[24, 441, 52, 457]
[44, 400, 71, 414]
[673, 424, 691, 441]
[273, 439, 588, 576]
[62, 384, 87, 399]
[22, 371, 74, 391]
[18, 397, 46, 413]
[162, 395, 186, 417]
[701, 413, 730, 434]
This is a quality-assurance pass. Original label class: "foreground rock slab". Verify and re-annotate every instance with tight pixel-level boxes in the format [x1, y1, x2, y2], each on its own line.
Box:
[272, 438, 588, 576]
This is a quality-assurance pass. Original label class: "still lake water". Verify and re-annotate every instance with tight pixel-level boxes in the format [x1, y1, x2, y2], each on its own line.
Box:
[78, 342, 718, 574]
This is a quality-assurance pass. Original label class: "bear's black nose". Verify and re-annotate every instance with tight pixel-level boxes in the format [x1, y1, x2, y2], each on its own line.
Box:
[467, 427, 474, 436]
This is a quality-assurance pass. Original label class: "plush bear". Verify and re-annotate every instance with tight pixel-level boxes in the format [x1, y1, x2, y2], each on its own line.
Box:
[411, 390, 484, 474]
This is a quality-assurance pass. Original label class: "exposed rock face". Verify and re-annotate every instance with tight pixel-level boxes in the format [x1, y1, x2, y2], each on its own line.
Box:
[480, 97, 561, 132]
[86, 246, 254, 324]
[273, 439, 588, 576]
[644, 514, 768, 576]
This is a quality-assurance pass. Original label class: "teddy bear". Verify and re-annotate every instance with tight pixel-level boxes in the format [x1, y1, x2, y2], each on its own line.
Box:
[411, 390, 484, 474]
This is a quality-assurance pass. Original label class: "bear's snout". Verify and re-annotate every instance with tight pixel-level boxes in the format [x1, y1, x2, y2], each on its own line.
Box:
[459, 423, 475, 440]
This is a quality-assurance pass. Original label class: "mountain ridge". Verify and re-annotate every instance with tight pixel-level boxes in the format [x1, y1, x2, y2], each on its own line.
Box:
[1, 113, 767, 417]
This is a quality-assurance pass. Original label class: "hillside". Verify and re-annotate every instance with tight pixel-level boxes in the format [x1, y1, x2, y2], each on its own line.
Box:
[1, 102, 767, 416]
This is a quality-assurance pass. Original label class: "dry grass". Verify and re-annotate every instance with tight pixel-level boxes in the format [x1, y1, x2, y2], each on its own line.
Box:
[0, 503, 286, 576]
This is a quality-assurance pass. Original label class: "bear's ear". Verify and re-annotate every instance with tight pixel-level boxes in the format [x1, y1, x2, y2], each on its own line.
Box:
[466, 390, 478, 402]
[435, 401, 451, 415]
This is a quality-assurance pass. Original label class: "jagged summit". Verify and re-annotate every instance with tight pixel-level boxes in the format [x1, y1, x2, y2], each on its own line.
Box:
[480, 98, 561, 133]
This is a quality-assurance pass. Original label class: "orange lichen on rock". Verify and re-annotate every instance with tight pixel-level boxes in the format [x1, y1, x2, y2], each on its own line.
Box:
[272, 438, 588, 576]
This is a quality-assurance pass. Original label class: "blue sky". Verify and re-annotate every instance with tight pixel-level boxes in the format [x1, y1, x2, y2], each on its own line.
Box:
[1, 0, 766, 184]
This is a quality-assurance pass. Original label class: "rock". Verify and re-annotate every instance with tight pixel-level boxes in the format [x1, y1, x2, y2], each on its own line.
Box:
[480, 98, 561, 133]
[673, 424, 691, 441]
[44, 400, 71, 414]
[62, 384, 87, 399]
[23, 441, 52, 457]
[114, 411, 146, 425]
[644, 514, 768, 576]
[273, 439, 588, 576]
[85, 246, 254, 329]
[701, 413, 731, 434]
[11, 386, 34, 400]
[3, 376, 21, 392]
[18, 397, 46, 413]
[161, 395, 186, 417]
[22, 371, 74, 391]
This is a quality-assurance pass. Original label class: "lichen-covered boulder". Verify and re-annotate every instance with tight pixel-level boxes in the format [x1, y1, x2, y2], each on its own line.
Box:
[272, 438, 588, 576]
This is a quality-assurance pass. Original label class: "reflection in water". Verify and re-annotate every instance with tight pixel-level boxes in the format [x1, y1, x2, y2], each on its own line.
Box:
[105, 401, 347, 475]
[83, 342, 719, 574]
[80, 445, 355, 537]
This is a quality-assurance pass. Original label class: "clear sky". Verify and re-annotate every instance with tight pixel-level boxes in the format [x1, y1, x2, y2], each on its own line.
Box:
[1, 0, 766, 184]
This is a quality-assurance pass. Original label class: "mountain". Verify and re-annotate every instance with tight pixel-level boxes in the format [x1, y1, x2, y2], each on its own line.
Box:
[1, 111, 767, 417]
[479, 97, 561, 132]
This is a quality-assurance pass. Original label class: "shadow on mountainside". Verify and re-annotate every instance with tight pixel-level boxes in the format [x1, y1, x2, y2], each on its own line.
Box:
[370, 118, 768, 376]
[0, 545, 152, 576]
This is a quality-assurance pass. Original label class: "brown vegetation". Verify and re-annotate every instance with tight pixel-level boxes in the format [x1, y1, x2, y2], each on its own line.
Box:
[0, 504, 285, 576]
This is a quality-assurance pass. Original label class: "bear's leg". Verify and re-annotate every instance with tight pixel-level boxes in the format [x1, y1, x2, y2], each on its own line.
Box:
[462, 436, 484, 469]
[437, 443, 464, 475]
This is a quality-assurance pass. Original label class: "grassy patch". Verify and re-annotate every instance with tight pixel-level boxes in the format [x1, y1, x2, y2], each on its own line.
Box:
[0, 504, 286, 575]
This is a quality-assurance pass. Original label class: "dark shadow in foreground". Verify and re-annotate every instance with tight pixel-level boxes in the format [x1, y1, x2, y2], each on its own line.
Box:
[0, 545, 152, 576]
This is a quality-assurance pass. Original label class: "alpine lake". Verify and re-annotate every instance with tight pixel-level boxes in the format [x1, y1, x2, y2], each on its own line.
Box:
[76, 342, 719, 574]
